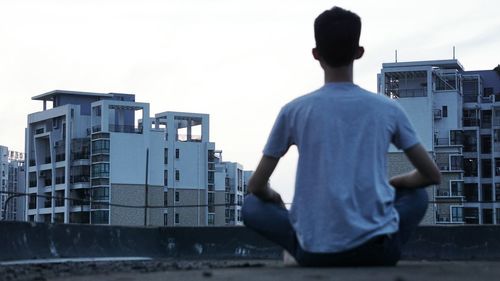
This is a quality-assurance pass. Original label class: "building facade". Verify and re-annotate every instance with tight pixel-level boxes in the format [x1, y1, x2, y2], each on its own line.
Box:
[26, 90, 251, 226]
[379, 60, 500, 225]
[0, 146, 25, 221]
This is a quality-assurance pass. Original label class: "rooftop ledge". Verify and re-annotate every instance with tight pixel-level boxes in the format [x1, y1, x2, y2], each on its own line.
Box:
[1, 221, 500, 262]
[1, 222, 500, 280]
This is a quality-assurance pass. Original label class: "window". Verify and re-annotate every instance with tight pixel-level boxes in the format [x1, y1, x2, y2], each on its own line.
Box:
[164, 170, 168, 186]
[208, 171, 214, 184]
[442, 106, 448, 117]
[482, 184, 493, 202]
[208, 214, 215, 225]
[463, 158, 478, 177]
[164, 213, 168, 226]
[450, 155, 463, 171]
[450, 130, 463, 145]
[497, 209, 500, 224]
[484, 87, 493, 97]
[92, 163, 110, 178]
[91, 187, 109, 201]
[496, 184, 500, 201]
[175, 213, 179, 224]
[91, 210, 109, 224]
[91, 139, 110, 154]
[237, 210, 242, 222]
[464, 183, 478, 202]
[481, 159, 492, 178]
[483, 209, 493, 224]
[164, 148, 168, 164]
[481, 135, 492, 154]
[464, 207, 479, 224]
[164, 192, 168, 207]
[451, 207, 463, 223]
[175, 191, 179, 202]
[175, 170, 180, 181]
[481, 110, 492, 128]
[175, 149, 180, 159]
[208, 192, 215, 212]
[462, 130, 478, 152]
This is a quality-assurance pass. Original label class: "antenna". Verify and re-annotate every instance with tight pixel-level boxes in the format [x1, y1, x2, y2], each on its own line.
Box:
[453, 46, 456, 59]
[395, 50, 398, 63]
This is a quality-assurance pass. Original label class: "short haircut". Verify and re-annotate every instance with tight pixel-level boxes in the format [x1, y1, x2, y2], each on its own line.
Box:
[314, 7, 361, 67]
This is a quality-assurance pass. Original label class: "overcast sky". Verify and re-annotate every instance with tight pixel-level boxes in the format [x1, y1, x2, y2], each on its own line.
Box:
[1, 0, 499, 203]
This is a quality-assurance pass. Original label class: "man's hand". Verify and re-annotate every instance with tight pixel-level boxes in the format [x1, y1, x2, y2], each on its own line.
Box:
[390, 144, 441, 189]
[247, 155, 285, 207]
[259, 186, 286, 208]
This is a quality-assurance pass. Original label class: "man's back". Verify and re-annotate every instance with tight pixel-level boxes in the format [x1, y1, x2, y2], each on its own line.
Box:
[264, 82, 419, 253]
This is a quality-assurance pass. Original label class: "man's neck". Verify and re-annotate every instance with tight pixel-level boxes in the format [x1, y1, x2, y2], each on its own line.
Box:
[323, 64, 353, 83]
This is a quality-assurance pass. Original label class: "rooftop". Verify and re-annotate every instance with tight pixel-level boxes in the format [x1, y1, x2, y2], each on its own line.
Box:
[31, 90, 112, 101]
[382, 59, 464, 71]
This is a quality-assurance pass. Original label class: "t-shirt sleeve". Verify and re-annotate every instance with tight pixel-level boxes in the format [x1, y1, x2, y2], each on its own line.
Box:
[263, 107, 293, 158]
[392, 103, 420, 150]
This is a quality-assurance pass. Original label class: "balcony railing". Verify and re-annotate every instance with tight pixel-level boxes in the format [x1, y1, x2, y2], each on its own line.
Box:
[463, 118, 480, 127]
[435, 138, 449, 146]
[71, 175, 90, 184]
[109, 124, 143, 134]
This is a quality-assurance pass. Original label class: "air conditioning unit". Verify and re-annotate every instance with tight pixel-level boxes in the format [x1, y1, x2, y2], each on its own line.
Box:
[434, 109, 442, 119]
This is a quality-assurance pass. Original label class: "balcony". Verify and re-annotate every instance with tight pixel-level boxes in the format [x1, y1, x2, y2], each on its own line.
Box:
[109, 124, 143, 134]
[463, 118, 480, 127]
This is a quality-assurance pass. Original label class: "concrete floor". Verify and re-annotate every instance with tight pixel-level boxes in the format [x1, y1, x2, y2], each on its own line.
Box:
[2, 260, 500, 281]
[54, 261, 500, 281]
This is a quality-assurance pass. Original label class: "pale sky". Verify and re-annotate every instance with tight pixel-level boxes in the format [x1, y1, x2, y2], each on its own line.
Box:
[1, 0, 499, 203]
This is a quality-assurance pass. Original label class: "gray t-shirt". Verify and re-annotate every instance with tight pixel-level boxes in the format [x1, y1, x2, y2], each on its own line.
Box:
[263, 82, 420, 253]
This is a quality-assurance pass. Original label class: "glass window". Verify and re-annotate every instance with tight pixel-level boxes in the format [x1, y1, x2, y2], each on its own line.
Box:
[482, 184, 492, 202]
[464, 158, 478, 177]
[451, 207, 463, 223]
[175, 149, 179, 159]
[91, 210, 109, 224]
[464, 207, 479, 224]
[208, 214, 215, 225]
[464, 183, 478, 202]
[175, 170, 180, 181]
[175, 191, 179, 202]
[92, 163, 110, 178]
[481, 159, 492, 178]
[175, 213, 179, 224]
[483, 208, 493, 224]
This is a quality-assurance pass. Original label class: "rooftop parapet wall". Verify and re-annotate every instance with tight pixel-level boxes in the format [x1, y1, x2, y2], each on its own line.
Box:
[1, 222, 500, 262]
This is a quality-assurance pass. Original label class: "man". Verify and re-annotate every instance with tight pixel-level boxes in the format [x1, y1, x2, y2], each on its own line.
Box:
[242, 6, 441, 266]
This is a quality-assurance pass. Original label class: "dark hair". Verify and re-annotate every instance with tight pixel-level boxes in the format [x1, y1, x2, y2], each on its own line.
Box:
[314, 7, 361, 67]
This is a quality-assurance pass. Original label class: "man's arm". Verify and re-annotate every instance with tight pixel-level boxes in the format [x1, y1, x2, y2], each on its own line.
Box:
[389, 144, 442, 189]
[247, 155, 284, 206]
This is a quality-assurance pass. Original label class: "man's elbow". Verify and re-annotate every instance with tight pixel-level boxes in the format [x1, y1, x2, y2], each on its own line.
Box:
[429, 170, 442, 185]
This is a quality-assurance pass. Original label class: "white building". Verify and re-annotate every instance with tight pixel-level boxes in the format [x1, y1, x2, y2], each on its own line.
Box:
[26, 90, 163, 225]
[379, 60, 500, 225]
[26, 90, 252, 226]
[0, 146, 25, 221]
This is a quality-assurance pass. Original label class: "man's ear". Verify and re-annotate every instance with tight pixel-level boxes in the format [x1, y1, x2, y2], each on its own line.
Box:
[312, 48, 321, 60]
[354, 46, 364, 60]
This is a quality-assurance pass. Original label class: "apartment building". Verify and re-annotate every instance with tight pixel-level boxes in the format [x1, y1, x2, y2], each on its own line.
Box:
[378, 60, 500, 225]
[212, 159, 248, 226]
[0, 146, 25, 221]
[26, 90, 163, 225]
[26, 90, 252, 226]
[153, 112, 252, 227]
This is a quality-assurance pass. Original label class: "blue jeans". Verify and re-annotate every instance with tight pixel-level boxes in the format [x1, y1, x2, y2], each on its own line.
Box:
[242, 189, 428, 267]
